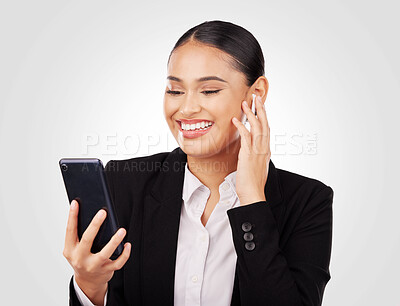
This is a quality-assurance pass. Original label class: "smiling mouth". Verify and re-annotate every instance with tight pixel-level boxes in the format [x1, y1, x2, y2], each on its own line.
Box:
[175, 120, 214, 131]
[175, 120, 214, 138]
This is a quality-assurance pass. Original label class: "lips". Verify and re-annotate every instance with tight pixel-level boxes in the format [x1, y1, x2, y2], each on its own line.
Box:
[176, 120, 214, 139]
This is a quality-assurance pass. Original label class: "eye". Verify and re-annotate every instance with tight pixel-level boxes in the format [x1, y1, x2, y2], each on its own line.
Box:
[202, 90, 222, 96]
[166, 90, 184, 96]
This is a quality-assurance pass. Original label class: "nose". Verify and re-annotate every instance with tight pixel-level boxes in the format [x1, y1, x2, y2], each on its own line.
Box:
[179, 93, 202, 116]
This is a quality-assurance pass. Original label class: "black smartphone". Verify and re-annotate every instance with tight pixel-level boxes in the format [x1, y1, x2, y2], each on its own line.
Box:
[59, 158, 123, 260]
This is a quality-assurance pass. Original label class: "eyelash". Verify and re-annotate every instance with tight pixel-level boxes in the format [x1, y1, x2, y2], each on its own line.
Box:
[166, 90, 222, 96]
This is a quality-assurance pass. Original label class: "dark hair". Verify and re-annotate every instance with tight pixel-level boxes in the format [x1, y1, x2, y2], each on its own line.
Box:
[167, 20, 265, 87]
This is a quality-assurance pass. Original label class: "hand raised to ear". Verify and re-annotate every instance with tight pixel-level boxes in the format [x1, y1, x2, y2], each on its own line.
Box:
[232, 95, 270, 206]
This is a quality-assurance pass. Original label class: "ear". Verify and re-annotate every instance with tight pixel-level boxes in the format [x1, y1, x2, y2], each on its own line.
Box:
[249, 76, 269, 109]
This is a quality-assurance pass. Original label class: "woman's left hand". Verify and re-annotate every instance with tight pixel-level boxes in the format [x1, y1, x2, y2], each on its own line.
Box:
[232, 95, 271, 206]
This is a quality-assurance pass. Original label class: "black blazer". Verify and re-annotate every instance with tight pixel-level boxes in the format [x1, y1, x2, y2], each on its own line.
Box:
[69, 146, 334, 306]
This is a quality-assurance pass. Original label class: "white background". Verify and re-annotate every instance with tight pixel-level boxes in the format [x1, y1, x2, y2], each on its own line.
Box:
[0, 1, 399, 305]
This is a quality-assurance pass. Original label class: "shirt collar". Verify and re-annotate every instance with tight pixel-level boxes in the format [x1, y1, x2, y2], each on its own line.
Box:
[224, 168, 237, 193]
[182, 163, 204, 203]
[182, 162, 238, 203]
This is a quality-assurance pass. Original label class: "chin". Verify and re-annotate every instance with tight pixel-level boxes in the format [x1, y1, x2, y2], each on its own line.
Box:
[178, 140, 221, 158]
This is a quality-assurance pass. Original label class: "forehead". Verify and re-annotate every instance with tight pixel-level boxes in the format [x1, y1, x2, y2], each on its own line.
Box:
[167, 42, 245, 83]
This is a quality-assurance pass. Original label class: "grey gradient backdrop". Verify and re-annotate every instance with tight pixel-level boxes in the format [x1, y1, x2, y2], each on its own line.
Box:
[0, 1, 399, 305]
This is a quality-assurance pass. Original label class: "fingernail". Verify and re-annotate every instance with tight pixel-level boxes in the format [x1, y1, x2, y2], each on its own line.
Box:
[126, 243, 131, 250]
[118, 228, 125, 237]
[97, 210, 105, 218]
[243, 101, 249, 107]
[232, 117, 238, 122]
[257, 96, 262, 103]
[71, 200, 76, 209]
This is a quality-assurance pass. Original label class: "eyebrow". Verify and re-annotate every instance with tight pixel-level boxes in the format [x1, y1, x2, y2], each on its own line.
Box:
[167, 75, 228, 83]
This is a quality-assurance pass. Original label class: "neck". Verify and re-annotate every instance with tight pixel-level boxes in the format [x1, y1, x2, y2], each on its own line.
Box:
[186, 139, 240, 192]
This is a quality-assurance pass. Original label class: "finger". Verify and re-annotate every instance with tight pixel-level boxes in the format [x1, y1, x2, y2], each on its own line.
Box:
[232, 117, 251, 153]
[253, 97, 270, 154]
[79, 209, 107, 253]
[255, 96, 269, 135]
[242, 100, 262, 135]
[97, 228, 127, 261]
[64, 200, 79, 251]
[107, 242, 132, 271]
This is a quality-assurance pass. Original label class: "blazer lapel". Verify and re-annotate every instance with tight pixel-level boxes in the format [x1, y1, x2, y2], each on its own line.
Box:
[141, 147, 187, 305]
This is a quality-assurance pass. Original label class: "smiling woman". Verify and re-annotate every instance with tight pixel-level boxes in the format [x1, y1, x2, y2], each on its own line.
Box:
[65, 20, 334, 306]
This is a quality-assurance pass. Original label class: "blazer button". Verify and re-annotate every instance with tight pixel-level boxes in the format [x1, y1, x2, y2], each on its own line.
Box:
[243, 232, 254, 241]
[242, 222, 252, 232]
[245, 241, 256, 251]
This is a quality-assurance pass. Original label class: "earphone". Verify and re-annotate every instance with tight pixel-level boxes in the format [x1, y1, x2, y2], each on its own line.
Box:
[246, 94, 257, 120]
[244, 94, 257, 130]
[251, 93, 257, 116]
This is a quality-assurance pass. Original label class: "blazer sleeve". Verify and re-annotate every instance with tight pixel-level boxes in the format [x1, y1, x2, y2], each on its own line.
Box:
[69, 275, 83, 306]
[227, 186, 334, 306]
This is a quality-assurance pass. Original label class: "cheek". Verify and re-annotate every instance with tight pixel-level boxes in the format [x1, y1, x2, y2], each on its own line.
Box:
[231, 102, 245, 121]
[212, 107, 237, 135]
[163, 98, 174, 119]
[163, 98, 180, 131]
[215, 101, 241, 123]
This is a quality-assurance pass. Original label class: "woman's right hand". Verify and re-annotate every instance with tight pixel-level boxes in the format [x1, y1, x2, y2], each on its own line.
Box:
[63, 199, 132, 305]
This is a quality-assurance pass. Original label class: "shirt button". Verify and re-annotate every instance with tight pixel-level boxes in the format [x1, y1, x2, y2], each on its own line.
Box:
[242, 222, 252, 232]
[245, 241, 256, 251]
[221, 182, 230, 191]
[191, 275, 198, 283]
[200, 235, 207, 242]
[243, 232, 254, 241]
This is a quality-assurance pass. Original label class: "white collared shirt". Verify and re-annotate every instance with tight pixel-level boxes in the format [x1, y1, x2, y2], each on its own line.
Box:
[174, 163, 240, 305]
[74, 163, 240, 305]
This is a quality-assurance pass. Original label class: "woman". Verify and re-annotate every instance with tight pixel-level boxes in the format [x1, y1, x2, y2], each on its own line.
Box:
[63, 20, 334, 306]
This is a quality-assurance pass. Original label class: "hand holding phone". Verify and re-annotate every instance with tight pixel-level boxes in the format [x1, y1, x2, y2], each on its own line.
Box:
[64, 199, 131, 304]
[60, 158, 131, 304]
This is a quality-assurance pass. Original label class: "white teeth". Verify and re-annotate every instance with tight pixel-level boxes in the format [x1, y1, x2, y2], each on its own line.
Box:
[181, 121, 213, 131]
